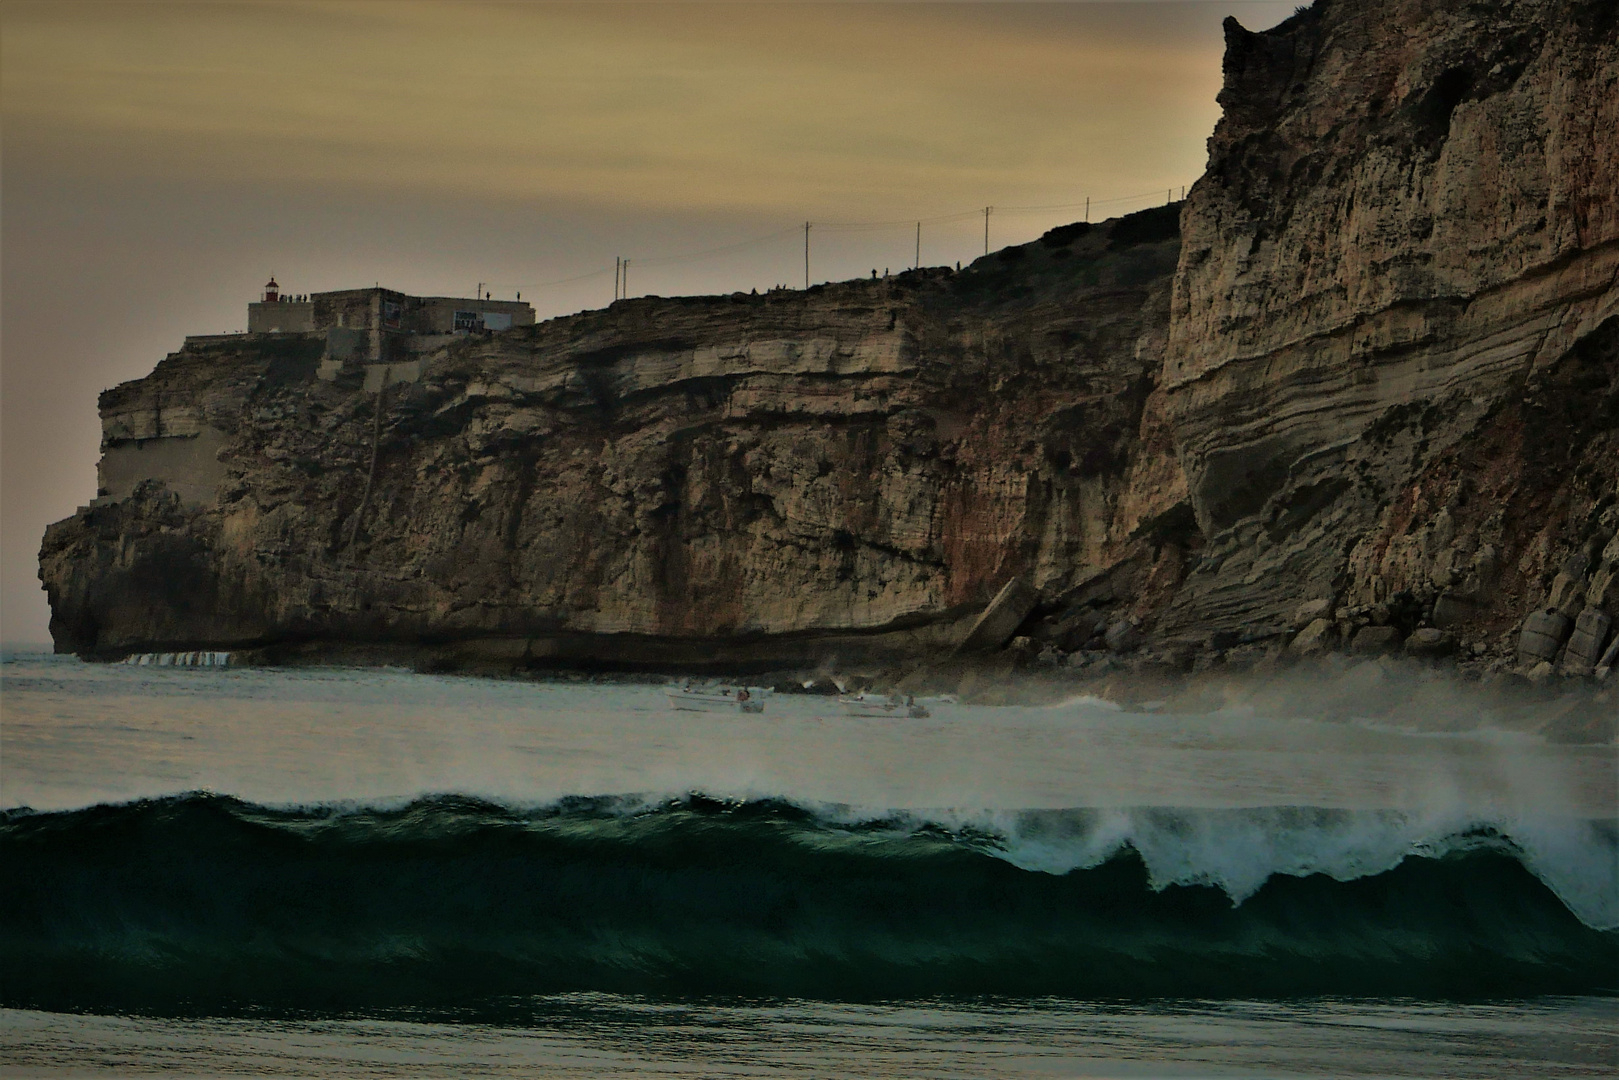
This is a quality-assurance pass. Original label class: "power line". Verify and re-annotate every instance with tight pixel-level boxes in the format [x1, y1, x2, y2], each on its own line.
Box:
[633, 225, 802, 269]
[485, 225, 803, 292]
[484, 265, 616, 291]
[995, 187, 1186, 214]
[479, 182, 1193, 298]
[813, 208, 982, 232]
[813, 187, 1184, 232]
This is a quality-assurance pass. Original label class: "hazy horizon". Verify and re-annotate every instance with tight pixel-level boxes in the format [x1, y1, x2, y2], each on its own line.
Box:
[1, 1, 1294, 643]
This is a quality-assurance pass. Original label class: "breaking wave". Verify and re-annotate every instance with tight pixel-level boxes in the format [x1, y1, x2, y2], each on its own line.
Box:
[2, 792, 1614, 1014]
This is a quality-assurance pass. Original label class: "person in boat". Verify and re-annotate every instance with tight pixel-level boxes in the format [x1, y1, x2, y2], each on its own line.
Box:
[737, 688, 750, 702]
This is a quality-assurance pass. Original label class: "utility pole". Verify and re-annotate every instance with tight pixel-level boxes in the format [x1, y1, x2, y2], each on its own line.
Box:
[1167, 189, 1172, 205]
[803, 222, 811, 289]
[1084, 197, 1089, 223]
[915, 221, 921, 270]
[983, 207, 992, 255]
[476, 281, 482, 301]
[614, 257, 620, 301]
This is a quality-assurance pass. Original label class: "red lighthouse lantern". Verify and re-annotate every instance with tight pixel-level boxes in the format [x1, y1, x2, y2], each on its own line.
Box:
[263, 277, 280, 303]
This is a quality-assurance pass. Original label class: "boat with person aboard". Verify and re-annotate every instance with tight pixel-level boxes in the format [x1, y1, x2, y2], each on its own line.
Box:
[665, 684, 765, 714]
[836, 693, 930, 719]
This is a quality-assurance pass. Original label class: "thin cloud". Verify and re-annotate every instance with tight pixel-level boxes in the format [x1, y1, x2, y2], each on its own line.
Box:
[3, 1, 1225, 213]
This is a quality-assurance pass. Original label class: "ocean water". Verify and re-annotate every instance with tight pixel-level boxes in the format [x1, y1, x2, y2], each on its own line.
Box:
[2, 649, 1615, 1077]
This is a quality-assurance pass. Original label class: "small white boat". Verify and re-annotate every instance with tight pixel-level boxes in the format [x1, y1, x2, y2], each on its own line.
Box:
[836, 693, 930, 719]
[665, 685, 765, 714]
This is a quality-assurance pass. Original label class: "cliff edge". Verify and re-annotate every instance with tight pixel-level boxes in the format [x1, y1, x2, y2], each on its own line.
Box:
[1156, 0, 1618, 671]
[41, 214, 1183, 670]
[39, 0, 1619, 680]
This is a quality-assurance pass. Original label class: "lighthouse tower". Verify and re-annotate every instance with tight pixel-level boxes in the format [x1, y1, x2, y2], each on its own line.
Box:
[247, 278, 313, 333]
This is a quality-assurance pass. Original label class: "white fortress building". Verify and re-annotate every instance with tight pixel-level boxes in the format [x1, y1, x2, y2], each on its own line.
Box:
[247, 279, 535, 366]
[91, 281, 539, 508]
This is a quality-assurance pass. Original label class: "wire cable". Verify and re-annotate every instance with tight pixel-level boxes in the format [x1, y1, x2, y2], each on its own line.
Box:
[479, 182, 1191, 292]
[633, 226, 803, 268]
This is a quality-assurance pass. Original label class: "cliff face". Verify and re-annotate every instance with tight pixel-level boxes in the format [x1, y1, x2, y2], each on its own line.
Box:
[1156, 0, 1618, 659]
[41, 215, 1183, 667]
[39, 0, 1619, 678]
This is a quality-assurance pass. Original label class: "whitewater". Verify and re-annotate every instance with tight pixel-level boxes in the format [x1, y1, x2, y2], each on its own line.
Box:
[2, 648, 1615, 1077]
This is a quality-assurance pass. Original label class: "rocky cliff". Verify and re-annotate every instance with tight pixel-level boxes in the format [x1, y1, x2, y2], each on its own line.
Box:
[41, 212, 1184, 669]
[39, 0, 1619, 681]
[1155, 0, 1618, 674]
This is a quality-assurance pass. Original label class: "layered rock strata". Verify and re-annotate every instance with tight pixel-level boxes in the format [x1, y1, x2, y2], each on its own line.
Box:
[39, 0, 1619, 680]
[1152, 0, 1618, 671]
[41, 214, 1183, 668]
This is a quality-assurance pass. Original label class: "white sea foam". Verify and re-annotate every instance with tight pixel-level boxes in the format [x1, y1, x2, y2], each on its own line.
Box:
[1043, 694, 1123, 712]
[774, 801, 1619, 931]
[974, 805, 1618, 930]
[3, 650, 1614, 928]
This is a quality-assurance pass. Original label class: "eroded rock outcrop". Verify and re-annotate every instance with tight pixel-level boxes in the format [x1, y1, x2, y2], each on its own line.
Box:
[41, 214, 1183, 668]
[1149, 0, 1617, 672]
[39, 0, 1619, 680]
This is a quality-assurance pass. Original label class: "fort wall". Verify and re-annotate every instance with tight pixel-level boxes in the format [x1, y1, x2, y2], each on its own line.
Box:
[248, 300, 315, 333]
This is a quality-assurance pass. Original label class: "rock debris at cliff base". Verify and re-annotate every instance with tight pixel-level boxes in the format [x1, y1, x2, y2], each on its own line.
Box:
[39, 0, 1619, 689]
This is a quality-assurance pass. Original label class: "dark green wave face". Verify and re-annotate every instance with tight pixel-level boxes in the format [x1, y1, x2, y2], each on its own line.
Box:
[2, 793, 1614, 1016]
